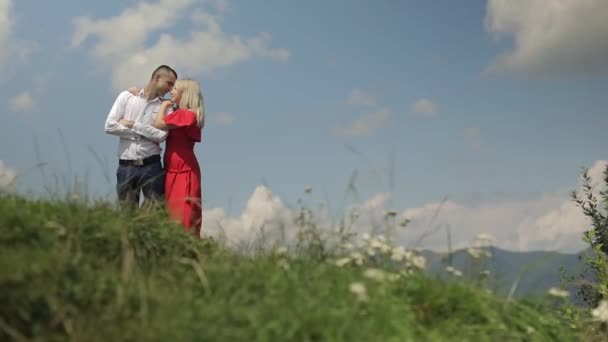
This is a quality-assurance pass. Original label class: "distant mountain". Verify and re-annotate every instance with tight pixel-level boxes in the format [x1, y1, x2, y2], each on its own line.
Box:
[420, 247, 591, 301]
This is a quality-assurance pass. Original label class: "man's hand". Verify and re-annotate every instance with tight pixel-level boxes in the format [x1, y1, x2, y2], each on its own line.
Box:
[119, 119, 134, 128]
[127, 86, 141, 95]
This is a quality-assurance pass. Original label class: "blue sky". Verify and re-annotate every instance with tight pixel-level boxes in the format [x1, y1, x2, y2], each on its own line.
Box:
[2, 0, 607, 252]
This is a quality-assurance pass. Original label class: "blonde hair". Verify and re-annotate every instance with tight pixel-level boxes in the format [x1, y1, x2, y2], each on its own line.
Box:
[175, 79, 204, 128]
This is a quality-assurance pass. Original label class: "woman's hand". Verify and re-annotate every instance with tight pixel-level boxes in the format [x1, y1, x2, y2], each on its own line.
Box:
[127, 86, 141, 95]
[161, 100, 173, 108]
[119, 119, 134, 128]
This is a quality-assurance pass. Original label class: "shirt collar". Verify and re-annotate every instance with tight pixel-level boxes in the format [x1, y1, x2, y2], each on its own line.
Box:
[138, 88, 163, 103]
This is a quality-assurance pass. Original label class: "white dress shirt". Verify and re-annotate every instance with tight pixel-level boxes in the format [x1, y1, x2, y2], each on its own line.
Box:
[104, 89, 171, 160]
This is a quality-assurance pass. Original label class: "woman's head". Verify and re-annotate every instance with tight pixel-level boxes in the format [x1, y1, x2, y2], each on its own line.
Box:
[171, 79, 204, 128]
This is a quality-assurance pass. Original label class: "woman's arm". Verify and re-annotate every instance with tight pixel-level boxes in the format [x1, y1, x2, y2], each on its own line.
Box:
[127, 86, 141, 95]
[154, 101, 174, 130]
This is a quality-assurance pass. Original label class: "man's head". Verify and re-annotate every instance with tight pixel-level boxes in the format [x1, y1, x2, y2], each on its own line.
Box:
[149, 65, 178, 98]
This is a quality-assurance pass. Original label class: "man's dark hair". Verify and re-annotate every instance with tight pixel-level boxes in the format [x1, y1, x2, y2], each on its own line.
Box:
[151, 65, 178, 80]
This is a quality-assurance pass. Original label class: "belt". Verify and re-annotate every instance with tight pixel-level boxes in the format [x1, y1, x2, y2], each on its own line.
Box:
[119, 155, 161, 166]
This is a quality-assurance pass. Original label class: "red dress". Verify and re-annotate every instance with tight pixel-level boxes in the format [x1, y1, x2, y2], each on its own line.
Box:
[163, 109, 202, 236]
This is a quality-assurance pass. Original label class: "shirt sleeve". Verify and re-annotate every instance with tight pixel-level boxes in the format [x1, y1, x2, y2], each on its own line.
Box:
[163, 109, 197, 127]
[132, 105, 173, 143]
[132, 121, 169, 143]
[104, 91, 140, 140]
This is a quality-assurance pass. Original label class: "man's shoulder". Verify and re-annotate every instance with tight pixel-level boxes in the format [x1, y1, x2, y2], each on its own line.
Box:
[114, 90, 134, 101]
[116, 91, 149, 108]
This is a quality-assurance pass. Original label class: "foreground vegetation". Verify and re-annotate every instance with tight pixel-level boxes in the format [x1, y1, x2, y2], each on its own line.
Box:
[3, 194, 606, 341]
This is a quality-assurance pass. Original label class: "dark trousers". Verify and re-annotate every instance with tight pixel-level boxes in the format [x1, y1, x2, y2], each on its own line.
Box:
[116, 155, 165, 207]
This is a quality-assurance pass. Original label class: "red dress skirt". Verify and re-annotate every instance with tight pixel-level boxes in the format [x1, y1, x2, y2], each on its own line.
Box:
[163, 109, 202, 236]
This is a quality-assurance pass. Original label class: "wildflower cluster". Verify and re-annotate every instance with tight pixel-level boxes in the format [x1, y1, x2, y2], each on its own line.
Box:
[333, 233, 427, 275]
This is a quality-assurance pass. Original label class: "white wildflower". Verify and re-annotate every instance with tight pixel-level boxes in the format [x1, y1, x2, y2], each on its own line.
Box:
[350, 252, 364, 266]
[368, 236, 391, 254]
[341, 242, 354, 250]
[387, 273, 401, 282]
[278, 259, 290, 271]
[370, 239, 384, 250]
[468, 246, 492, 258]
[0, 161, 17, 193]
[411, 255, 427, 270]
[400, 269, 413, 277]
[446, 266, 463, 277]
[467, 247, 482, 258]
[391, 246, 407, 262]
[547, 287, 569, 298]
[361, 233, 371, 241]
[274, 246, 288, 257]
[364, 268, 388, 282]
[349, 282, 368, 302]
[592, 300, 608, 322]
[379, 243, 391, 254]
[335, 257, 351, 267]
[391, 253, 404, 262]
[350, 252, 364, 260]
[402, 250, 414, 261]
[473, 233, 494, 248]
[45, 221, 67, 236]
[476, 233, 494, 242]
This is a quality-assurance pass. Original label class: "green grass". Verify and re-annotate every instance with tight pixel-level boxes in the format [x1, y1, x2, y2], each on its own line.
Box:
[0, 195, 589, 341]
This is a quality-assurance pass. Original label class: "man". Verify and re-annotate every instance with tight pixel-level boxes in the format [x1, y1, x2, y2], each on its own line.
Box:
[104, 65, 178, 206]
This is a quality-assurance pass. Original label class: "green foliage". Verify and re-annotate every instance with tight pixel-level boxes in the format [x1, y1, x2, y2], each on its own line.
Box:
[0, 195, 583, 341]
[572, 166, 608, 255]
[570, 165, 608, 307]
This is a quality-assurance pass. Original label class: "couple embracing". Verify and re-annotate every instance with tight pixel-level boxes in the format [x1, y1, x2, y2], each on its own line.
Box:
[104, 65, 204, 237]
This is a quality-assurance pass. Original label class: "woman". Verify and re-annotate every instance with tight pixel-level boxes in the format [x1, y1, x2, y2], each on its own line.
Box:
[130, 79, 204, 236]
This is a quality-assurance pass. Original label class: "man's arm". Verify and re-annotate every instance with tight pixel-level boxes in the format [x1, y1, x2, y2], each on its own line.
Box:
[131, 102, 173, 142]
[132, 121, 169, 143]
[104, 92, 140, 140]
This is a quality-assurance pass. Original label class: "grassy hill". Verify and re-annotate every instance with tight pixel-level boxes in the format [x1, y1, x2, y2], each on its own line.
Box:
[0, 195, 599, 341]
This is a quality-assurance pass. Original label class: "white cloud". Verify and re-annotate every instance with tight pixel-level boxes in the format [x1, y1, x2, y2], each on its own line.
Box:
[71, 0, 290, 90]
[202, 160, 608, 253]
[211, 112, 235, 125]
[485, 0, 608, 76]
[333, 107, 392, 137]
[359, 192, 391, 211]
[399, 195, 585, 252]
[0, 0, 35, 80]
[9, 91, 34, 113]
[410, 98, 438, 117]
[0, 160, 17, 193]
[400, 160, 608, 253]
[348, 89, 377, 106]
[202, 186, 393, 247]
[0, 0, 12, 59]
[586, 159, 608, 197]
[203, 185, 292, 245]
